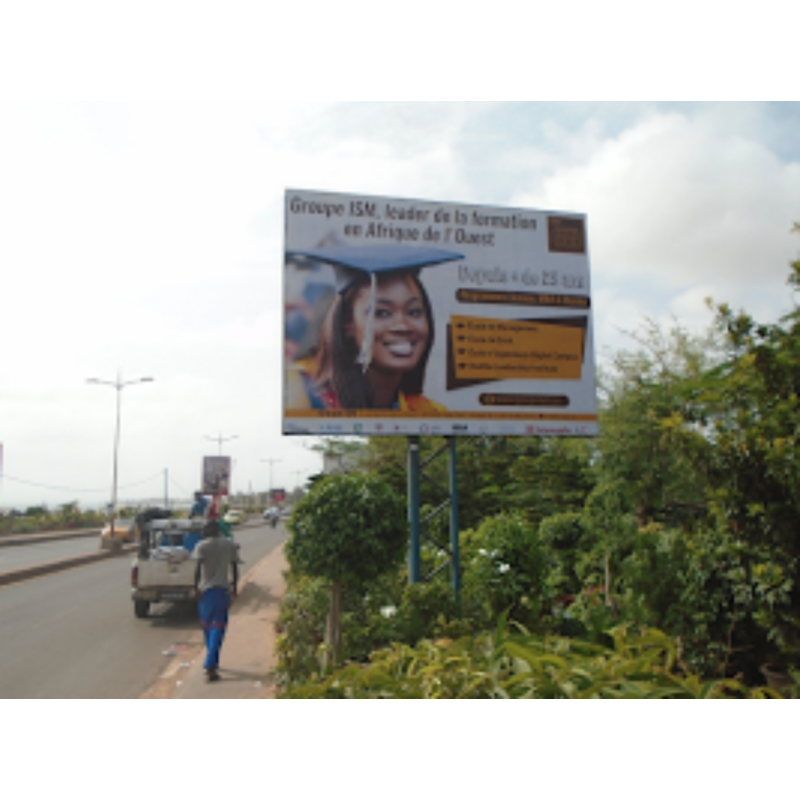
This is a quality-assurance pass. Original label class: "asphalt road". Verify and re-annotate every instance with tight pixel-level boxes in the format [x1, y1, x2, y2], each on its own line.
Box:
[0, 519, 286, 699]
[0, 535, 103, 572]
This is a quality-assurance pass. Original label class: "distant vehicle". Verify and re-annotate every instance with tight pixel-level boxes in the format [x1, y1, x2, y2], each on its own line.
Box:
[99, 519, 135, 550]
[263, 507, 279, 520]
[223, 509, 246, 525]
[100, 506, 171, 551]
[281, 505, 293, 518]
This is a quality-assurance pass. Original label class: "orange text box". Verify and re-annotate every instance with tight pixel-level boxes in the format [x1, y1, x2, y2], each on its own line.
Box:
[450, 315, 584, 381]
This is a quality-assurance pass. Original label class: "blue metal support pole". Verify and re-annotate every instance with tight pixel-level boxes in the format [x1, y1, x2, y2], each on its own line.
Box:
[407, 436, 421, 584]
[447, 436, 461, 615]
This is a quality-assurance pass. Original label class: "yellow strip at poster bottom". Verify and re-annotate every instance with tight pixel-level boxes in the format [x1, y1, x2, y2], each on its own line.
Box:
[285, 410, 598, 421]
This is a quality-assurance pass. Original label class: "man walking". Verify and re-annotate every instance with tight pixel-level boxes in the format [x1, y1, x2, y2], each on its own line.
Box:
[193, 520, 242, 682]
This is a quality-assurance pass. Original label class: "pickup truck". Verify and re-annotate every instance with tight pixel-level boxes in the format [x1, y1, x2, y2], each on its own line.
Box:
[130, 517, 205, 618]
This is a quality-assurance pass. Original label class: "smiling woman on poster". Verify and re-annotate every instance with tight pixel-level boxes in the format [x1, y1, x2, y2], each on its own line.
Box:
[285, 244, 463, 411]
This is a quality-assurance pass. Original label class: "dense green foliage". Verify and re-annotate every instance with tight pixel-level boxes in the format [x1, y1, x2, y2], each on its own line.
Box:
[276, 230, 800, 696]
[286, 472, 407, 586]
[360, 435, 594, 532]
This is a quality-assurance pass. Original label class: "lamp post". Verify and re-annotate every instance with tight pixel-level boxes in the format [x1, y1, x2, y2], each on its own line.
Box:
[87, 372, 154, 549]
[205, 433, 239, 457]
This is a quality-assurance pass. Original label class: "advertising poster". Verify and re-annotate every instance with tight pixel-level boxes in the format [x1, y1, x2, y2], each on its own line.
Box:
[202, 456, 231, 496]
[283, 189, 598, 437]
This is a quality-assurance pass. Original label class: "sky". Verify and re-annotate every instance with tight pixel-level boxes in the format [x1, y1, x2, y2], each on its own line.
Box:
[1, 100, 798, 510]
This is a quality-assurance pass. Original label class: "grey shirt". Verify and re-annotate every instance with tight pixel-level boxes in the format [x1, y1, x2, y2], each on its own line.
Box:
[192, 536, 241, 592]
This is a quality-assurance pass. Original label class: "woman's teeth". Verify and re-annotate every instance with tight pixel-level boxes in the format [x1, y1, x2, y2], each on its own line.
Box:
[386, 341, 413, 356]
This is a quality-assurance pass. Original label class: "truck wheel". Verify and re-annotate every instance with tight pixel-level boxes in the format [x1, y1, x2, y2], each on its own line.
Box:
[134, 600, 150, 619]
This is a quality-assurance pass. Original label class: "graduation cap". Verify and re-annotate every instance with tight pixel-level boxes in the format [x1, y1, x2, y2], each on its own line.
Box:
[286, 244, 464, 293]
[286, 244, 464, 372]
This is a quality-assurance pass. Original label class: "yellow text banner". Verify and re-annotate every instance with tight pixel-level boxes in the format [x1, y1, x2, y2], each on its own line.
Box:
[450, 315, 584, 381]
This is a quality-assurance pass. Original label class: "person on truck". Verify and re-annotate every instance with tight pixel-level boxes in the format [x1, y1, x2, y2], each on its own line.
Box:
[192, 519, 241, 682]
[184, 492, 209, 553]
[189, 492, 209, 519]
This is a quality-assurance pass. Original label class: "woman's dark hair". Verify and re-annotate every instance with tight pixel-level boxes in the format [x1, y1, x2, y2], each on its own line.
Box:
[314, 273, 434, 409]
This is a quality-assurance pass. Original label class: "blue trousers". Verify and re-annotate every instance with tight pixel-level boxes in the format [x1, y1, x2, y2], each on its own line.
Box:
[199, 587, 231, 671]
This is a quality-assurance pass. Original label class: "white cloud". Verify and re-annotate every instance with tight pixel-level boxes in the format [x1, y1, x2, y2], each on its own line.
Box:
[506, 105, 800, 363]
[1, 101, 799, 508]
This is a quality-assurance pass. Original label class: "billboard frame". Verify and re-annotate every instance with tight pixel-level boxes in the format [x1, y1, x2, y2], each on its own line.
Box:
[283, 188, 598, 439]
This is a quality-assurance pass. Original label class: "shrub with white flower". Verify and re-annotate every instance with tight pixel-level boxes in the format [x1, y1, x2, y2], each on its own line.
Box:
[461, 512, 547, 629]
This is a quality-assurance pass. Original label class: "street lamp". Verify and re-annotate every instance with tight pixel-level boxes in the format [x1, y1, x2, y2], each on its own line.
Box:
[205, 433, 239, 456]
[87, 372, 154, 548]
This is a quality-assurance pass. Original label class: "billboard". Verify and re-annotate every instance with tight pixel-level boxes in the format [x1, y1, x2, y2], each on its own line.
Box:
[202, 456, 231, 496]
[283, 189, 598, 437]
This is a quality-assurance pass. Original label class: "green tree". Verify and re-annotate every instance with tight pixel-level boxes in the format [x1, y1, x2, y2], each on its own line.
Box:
[507, 437, 595, 527]
[286, 472, 407, 665]
[677, 234, 800, 672]
[596, 319, 716, 526]
[456, 437, 539, 529]
[58, 501, 82, 529]
[359, 435, 410, 498]
[587, 225, 800, 679]
[308, 436, 368, 474]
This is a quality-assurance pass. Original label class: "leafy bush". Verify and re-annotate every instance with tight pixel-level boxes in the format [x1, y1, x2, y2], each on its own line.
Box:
[461, 513, 548, 630]
[274, 565, 475, 687]
[4, 517, 41, 535]
[274, 574, 330, 686]
[284, 622, 785, 699]
[556, 518, 796, 681]
[538, 511, 587, 599]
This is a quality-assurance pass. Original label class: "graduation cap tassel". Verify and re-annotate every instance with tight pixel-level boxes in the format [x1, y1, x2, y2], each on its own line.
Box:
[356, 271, 377, 373]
